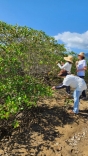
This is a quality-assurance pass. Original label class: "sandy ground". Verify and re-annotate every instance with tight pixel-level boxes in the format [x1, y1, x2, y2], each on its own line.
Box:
[0, 88, 88, 156]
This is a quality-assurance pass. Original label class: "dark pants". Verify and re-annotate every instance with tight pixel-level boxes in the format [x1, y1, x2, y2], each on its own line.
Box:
[66, 86, 70, 94]
[79, 76, 86, 97]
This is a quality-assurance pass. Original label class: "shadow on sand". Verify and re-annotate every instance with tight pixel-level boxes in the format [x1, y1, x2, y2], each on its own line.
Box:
[0, 104, 87, 155]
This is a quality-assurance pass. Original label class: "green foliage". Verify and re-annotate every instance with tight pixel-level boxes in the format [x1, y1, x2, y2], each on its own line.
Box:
[0, 74, 52, 119]
[64, 98, 73, 107]
[0, 21, 88, 128]
[68, 51, 78, 75]
[12, 120, 20, 128]
[0, 21, 66, 77]
[0, 21, 66, 123]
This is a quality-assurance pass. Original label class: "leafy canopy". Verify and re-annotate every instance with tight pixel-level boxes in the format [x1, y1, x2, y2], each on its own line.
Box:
[0, 21, 66, 125]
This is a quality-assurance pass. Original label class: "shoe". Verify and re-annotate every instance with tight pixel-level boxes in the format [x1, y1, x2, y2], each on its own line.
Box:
[80, 95, 87, 100]
[81, 97, 87, 100]
[68, 110, 78, 115]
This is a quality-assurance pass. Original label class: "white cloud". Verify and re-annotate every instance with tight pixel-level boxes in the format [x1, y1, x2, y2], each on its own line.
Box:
[54, 31, 88, 50]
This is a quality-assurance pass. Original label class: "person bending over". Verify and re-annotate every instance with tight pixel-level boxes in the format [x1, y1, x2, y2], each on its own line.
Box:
[52, 75, 87, 114]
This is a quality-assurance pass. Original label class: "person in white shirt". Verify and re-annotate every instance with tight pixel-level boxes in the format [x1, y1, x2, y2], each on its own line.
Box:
[76, 52, 87, 99]
[52, 75, 87, 114]
[57, 55, 73, 95]
[57, 55, 73, 76]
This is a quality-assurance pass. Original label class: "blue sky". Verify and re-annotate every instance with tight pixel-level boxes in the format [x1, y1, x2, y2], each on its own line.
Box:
[0, 0, 88, 53]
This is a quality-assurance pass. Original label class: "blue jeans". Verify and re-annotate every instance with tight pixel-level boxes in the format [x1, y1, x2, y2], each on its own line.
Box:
[73, 90, 82, 114]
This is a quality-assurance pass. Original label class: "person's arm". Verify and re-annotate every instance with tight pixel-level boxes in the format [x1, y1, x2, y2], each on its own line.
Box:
[52, 84, 66, 90]
[77, 66, 87, 72]
[57, 62, 68, 69]
[55, 84, 66, 89]
[77, 60, 87, 72]
[52, 75, 71, 90]
[76, 61, 79, 68]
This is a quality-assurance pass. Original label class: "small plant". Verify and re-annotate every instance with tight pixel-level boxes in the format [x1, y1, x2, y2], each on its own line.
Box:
[12, 120, 20, 128]
[64, 98, 73, 109]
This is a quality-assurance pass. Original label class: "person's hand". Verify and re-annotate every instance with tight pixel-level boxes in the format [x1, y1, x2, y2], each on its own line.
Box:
[77, 69, 82, 72]
[75, 61, 78, 65]
[61, 62, 64, 65]
[56, 61, 59, 64]
[52, 86, 56, 90]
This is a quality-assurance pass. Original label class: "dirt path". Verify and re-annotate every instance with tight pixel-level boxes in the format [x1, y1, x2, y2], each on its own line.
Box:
[0, 89, 88, 156]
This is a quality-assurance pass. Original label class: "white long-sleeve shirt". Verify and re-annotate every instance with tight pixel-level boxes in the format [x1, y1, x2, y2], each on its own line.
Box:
[63, 75, 87, 91]
[57, 62, 72, 73]
[77, 60, 87, 76]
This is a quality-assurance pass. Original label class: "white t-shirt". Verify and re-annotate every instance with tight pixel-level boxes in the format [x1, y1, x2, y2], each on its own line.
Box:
[77, 60, 87, 76]
[57, 62, 72, 73]
[63, 75, 87, 91]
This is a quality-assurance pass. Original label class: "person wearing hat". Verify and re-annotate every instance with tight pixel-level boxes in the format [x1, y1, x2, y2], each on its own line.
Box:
[57, 55, 73, 76]
[57, 55, 73, 94]
[76, 52, 87, 99]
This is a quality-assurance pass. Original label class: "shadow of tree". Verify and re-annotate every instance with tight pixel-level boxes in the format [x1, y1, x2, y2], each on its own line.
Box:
[0, 104, 77, 155]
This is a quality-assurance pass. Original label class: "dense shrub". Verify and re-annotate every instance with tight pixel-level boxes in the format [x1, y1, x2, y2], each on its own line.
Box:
[1, 21, 87, 128]
[0, 21, 66, 125]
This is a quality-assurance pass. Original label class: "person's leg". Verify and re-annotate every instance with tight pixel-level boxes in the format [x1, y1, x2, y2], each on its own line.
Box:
[66, 86, 70, 94]
[73, 90, 82, 114]
[82, 90, 86, 98]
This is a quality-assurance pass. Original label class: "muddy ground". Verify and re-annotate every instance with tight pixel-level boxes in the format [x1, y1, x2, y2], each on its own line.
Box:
[0, 88, 88, 156]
